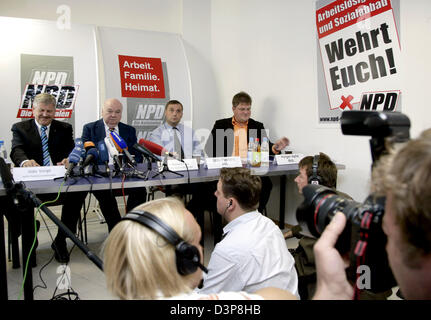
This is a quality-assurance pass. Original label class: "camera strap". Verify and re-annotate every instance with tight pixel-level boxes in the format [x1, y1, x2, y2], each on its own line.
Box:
[353, 211, 374, 300]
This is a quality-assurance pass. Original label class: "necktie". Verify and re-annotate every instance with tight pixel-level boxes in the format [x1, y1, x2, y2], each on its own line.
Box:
[108, 128, 115, 164]
[173, 127, 184, 160]
[41, 126, 50, 166]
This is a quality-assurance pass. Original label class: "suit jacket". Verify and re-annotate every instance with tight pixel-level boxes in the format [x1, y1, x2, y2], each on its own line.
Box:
[11, 119, 74, 167]
[81, 119, 142, 163]
[205, 117, 275, 157]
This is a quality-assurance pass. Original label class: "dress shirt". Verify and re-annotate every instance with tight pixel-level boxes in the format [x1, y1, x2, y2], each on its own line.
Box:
[104, 121, 119, 165]
[199, 210, 299, 297]
[232, 117, 248, 160]
[148, 122, 203, 159]
[21, 121, 52, 166]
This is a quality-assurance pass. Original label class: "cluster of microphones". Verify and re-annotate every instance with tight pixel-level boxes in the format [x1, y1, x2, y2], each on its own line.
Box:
[64, 131, 172, 181]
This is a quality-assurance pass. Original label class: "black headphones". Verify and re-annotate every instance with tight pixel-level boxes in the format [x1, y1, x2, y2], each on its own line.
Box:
[122, 210, 208, 276]
[308, 154, 322, 185]
[227, 199, 233, 208]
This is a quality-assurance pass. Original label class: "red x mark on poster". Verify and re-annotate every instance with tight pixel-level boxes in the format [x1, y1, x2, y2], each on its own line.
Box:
[339, 95, 353, 110]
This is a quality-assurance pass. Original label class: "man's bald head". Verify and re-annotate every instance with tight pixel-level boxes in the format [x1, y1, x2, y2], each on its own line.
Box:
[102, 98, 123, 128]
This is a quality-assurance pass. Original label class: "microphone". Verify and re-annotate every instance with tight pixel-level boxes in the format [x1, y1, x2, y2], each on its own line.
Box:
[75, 138, 85, 167]
[133, 143, 160, 162]
[82, 141, 99, 168]
[198, 263, 209, 274]
[97, 141, 110, 174]
[75, 137, 84, 148]
[139, 139, 179, 160]
[109, 131, 136, 165]
[104, 136, 122, 171]
[65, 138, 85, 179]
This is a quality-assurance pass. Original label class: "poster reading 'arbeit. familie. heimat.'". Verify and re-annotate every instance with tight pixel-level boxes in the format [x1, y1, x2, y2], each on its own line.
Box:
[316, 0, 401, 124]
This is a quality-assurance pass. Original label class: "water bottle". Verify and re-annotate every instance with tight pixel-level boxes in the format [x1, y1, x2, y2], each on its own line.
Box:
[252, 138, 261, 167]
[261, 137, 269, 166]
[0, 140, 7, 159]
[247, 137, 254, 165]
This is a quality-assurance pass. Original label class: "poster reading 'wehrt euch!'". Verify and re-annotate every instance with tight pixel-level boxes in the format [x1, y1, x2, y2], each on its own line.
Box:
[316, 0, 401, 124]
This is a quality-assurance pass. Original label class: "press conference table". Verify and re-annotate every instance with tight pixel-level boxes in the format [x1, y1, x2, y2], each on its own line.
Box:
[0, 160, 345, 300]
[3, 161, 301, 194]
[0, 161, 328, 229]
[2, 161, 344, 225]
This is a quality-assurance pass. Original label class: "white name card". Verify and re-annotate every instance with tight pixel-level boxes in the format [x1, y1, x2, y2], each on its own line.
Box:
[167, 158, 199, 172]
[12, 165, 66, 181]
[205, 157, 242, 169]
[275, 153, 304, 165]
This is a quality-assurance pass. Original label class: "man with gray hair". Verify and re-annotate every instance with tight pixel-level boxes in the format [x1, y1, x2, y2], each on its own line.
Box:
[10, 93, 87, 264]
[81, 98, 147, 223]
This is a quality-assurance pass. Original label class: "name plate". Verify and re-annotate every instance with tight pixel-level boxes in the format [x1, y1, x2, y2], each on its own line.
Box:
[167, 158, 198, 172]
[13, 165, 66, 181]
[205, 157, 242, 169]
[275, 153, 304, 165]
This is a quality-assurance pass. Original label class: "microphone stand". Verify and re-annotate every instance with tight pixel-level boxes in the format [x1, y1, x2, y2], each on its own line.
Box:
[152, 155, 183, 179]
[142, 156, 159, 180]
[13, 181, 104, 300]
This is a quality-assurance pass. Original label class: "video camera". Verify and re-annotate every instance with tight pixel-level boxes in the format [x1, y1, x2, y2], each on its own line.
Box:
[296, 110, 410, 293]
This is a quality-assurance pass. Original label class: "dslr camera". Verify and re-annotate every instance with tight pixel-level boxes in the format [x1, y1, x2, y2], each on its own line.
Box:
[296, 111, 410, 293]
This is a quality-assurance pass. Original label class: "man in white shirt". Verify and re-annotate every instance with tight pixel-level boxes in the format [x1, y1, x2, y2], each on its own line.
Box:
[148, 100, 203, 160]
[148, 100, 207, 244]
[198, 167, 299, 296]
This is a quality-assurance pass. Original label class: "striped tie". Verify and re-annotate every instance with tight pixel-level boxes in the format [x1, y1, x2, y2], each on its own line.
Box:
[173, 127, 184, 160]
[41, 126, 50, 166]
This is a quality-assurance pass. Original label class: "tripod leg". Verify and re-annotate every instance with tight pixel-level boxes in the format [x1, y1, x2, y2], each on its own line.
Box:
[0, 210, 8, 300]
[20, 205, 35, 300]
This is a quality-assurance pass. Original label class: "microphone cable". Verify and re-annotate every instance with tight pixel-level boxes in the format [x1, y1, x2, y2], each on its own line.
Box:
[121, 173, 127, 213]
[108, 165, 114, 199]
[77, 176, 94, 244]
[183, 160, 190, 185]
[50, 179, 93, 301]
[32, 249, 55, 295]
[18, 179, 66, 300]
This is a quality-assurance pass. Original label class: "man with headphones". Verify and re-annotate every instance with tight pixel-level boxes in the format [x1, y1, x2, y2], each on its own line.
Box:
[292, 153, 394, 300]
[198, 167, 299, 296]
[293, 153, 337, 194]
[103, 197, 297, 300]
[289, 152, 391, 300]
[287, 153, 340, 299]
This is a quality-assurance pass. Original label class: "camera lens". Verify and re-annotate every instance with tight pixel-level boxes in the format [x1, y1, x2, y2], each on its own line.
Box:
[296, 185, 357, 236]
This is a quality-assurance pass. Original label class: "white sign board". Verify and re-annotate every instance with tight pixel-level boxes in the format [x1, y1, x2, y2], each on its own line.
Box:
[205, 157, 242, 169]
[13, 166, 66, 181]
[275, 153, 304, 165]
[167, 158, 198, 172]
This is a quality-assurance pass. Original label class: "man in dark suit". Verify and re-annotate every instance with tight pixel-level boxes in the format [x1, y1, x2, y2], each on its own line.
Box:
[10, 93, 87, 263]
[206, 91, 289, 213]
[81, 98, 146, 216]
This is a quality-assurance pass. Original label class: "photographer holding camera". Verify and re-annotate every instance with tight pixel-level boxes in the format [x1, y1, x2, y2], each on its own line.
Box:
[287, 152, 354, 299]
[313, 133, 431, 300]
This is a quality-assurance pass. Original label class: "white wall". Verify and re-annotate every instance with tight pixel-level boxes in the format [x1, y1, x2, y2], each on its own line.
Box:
[0, 0, 182, 33]
[399, 0, 431, 138]
[204, 0, 431, 224]
[207, 0, 374, 223]
[2, 0, 431, 224]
